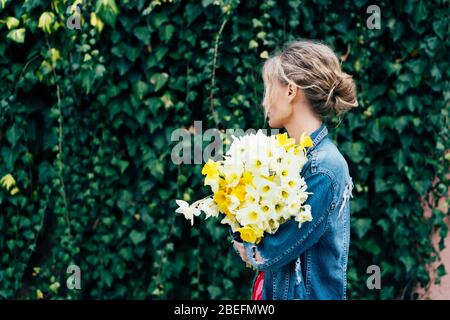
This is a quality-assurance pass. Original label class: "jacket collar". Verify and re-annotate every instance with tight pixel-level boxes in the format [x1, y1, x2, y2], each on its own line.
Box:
[306, 123, 328, 156]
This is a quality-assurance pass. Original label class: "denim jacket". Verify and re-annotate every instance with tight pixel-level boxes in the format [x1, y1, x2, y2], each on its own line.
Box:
[242, 124, 354, 300]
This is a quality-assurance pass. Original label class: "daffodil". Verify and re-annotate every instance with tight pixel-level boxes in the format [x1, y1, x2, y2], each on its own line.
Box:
[276, 132, 296, 150]
[300, 133, 313, 148]
[221, 162, 243, 188]
[202, 159, 219, 177]
[230, 182, 246, 203]
[198, 198, 220, 219]
[220, 214, 240, 232]
[236, 204, 263, 228]
[246, 157, 269, 177]
[295, 205, 312, 226]
[293, 133, 313, 155]
[174, 129, 312, 245]
[236, 225, 264, 244]
[175, 200, 201, 226]
[226, 194, 240, 211]
[267, 218, 280, 234]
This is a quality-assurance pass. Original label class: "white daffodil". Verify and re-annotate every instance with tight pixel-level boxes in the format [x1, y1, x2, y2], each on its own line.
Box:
[281, 175, 302, 191]
[267, 218, 280, 234]
[295, 205, 312, 226]
[198, 197, 220, 219]
[204, 176, 219, 193]
[175, 200, 201, 226]
[253, 176, 279, 199]
[286, 200, 301, 217]
[244, 185, 260, 205]
[220, 214, 240, 232]
[246, 157, 270, 176]
[221, 162, 243, 188]
[226, 194, 240, 211]
[258, 200, 277, 220]
[236, 204, 263, 228]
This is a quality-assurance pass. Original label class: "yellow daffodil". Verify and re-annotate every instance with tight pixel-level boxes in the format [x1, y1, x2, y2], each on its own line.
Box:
[276, 132, 296, 150]
[236, 225, 264, 244]
[202, 159, 221, 192]
[213, 189, 229, 212]
[201, 159, 219, 177]
[230, 183, 246, 203]
[300, 133, 313, 148]
[241, 171, 253, 185]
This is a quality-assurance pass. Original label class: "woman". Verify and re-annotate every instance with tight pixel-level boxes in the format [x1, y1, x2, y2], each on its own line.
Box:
[233, 39, 357, 300]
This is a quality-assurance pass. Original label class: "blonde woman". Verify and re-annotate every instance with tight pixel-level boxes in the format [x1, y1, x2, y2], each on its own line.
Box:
[233, 39, 357, 300]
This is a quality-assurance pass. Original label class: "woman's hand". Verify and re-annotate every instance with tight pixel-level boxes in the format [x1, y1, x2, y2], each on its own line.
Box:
[233, 240, 265, 264]
[233, 240, 249, 263]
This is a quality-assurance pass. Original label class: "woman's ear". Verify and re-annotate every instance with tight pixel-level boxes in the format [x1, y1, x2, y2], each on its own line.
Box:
[287, 83, 298, 103]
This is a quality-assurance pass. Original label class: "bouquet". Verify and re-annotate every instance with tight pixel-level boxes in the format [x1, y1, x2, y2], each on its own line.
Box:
[175, 130, 314, 244]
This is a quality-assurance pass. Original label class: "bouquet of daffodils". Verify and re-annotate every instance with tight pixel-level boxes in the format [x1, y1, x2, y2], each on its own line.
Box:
[175, 130, 314, 244]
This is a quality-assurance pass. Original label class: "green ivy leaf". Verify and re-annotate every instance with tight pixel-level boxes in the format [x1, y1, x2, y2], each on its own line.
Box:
[159, 24, 175, 43]
[7, 28, 25, 43]
[5, 17, 20, 29]
[150, 73, 169, 92]
[133, 81, 151, 100]
[96, 0, 119, 27]
[354, 218, 371, 239]
[6, 124, 21, 147]
[129, 230, 146, 245]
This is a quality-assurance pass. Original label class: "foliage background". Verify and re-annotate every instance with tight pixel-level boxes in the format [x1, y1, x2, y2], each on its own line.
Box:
[0, 0, 448, 299]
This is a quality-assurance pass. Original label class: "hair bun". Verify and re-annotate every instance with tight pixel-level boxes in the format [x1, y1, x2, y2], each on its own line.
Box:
[326, 73, 358, 115]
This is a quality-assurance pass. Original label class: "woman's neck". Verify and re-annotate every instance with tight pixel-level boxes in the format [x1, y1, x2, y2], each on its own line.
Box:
[284, 108, 322, 144]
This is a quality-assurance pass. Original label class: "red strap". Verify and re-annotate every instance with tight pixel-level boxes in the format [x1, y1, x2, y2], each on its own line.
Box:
[251, 271, 264, 300]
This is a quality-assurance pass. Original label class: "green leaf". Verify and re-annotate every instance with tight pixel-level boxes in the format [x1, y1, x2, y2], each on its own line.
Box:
[399, 255, 415, 273]
[159, 24, 175, 43]
[38, 12, 55, 34]
[133, 80, 151, 100]
[7, 28, 25, 43]
[133, 26, 151, 43]
[341, 142, 365, 163]
[6, 124, 21, 147]
[119, 247, 133, 261]
[116, 190, 133, 212]
[185, 3, 202, 25]
[354, 218, 371, 239]
[150, 73, 169, 92]
[374, 177, 389, 193]
[129, 230, 146, 245]
[5, 17, 20, 29]
[207, 285, 222, 299]
[96, 0, 119, 27]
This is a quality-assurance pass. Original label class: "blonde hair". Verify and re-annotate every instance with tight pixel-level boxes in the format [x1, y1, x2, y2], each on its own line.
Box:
[262, 39, 358, 120]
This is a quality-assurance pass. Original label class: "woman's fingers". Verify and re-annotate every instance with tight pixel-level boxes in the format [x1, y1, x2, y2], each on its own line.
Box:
[233, 240, 249, 263]
[254, 249, 264, 263]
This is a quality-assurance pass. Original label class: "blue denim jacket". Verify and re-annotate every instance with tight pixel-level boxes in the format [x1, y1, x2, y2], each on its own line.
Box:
[242, 124, 353, 300]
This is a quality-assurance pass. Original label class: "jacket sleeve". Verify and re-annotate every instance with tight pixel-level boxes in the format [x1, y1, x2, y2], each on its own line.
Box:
[242, 171, 335, 271]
